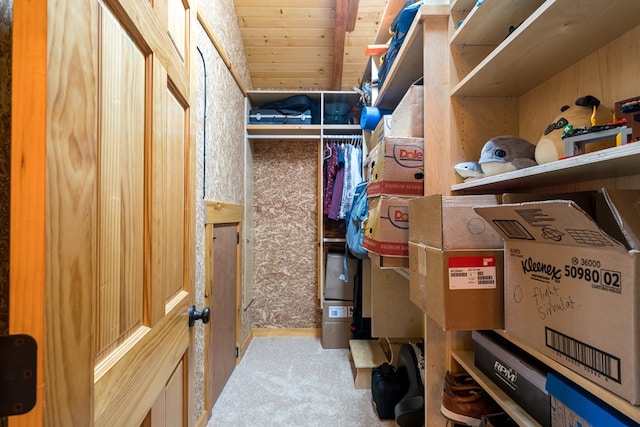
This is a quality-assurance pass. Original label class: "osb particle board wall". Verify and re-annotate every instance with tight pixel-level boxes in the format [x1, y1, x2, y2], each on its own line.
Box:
[250, 140, 322, 329]
[194, 0, 252, 418]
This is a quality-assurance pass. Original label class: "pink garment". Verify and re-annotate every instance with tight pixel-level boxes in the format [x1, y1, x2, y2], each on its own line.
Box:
[323, 143, 339, 212]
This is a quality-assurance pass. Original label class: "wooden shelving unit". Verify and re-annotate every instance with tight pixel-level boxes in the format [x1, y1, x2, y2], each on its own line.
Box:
[244, 90, 362, 309]
[365, 1, 640, 425]
[451, 0, 640, 97]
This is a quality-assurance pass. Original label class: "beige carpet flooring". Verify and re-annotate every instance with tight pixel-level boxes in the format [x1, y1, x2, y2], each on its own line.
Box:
[207, 336, 396, 426]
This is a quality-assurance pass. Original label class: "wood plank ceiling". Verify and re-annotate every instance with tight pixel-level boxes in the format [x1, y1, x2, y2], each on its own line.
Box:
[233, 0, 396, 91]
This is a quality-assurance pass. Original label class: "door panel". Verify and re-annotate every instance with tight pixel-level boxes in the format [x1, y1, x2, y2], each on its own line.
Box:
[11, 0, 194, 425]
[208, 224, 238, 409]
[97, 2, 146, 360]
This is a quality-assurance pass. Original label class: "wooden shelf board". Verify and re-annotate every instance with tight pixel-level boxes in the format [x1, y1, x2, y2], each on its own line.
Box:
[451, 350, 542, 427]
[246, 124, 322, 138]
[452, 0, 640, 97]
[495, 331, 640, 423]
[369, 252, 409, 269]
[450, 0, 543, 47]
[451, 143, 640, 193]
[322, 124, 362, 133]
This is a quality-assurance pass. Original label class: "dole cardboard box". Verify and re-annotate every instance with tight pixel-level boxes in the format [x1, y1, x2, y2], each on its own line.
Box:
[362, 195, 410, 257]
[474, 189, 640, 404]
[408, 194, 504, 328]
[366, 136, 424, 197]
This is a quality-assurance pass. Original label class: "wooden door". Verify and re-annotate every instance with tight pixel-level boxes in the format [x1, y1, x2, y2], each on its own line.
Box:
[10, 0, 195, 426]
[208, 224, 238, 408]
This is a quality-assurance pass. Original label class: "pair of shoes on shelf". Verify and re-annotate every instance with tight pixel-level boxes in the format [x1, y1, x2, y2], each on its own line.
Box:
[440, 371, 498, 427]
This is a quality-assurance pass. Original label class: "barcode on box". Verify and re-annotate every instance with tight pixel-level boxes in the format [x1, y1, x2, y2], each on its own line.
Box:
[493, 219, 535, 240]
[328, 306, 352, 319]
[545, 327, 621, 383]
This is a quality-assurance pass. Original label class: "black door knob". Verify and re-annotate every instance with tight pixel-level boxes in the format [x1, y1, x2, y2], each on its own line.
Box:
[188, 305, 211, 327]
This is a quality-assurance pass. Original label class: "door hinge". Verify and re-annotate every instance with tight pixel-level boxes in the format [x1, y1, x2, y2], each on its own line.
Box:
[235, 346, 239, 358]
[0, 334, 37, 417]
[237, 232, 240, 244]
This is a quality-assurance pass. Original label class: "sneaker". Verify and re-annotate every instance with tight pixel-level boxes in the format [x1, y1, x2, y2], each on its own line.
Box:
[440, 380, 497, 427]
[445, 371, 480, 388]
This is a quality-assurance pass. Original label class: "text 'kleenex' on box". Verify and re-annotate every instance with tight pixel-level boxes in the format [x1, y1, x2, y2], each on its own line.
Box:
[474, 189, 640, 405]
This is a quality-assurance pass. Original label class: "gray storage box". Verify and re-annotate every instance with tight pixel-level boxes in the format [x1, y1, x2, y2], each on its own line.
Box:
[473, 330, 551, 427]
[324, 253, 356, 300]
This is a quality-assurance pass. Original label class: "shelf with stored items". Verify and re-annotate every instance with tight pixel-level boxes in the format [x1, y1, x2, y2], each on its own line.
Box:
[440, 0, 640, 425]
[376, 0, 640, 426]
[451, 350, 542, 427]
[491, 330, 640, 423]
[451, 142, 640, 194]
[245, 90, 361, 139]
[372, 3, 449, 110]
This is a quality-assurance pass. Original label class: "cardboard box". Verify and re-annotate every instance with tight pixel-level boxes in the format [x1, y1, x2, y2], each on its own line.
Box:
[392, 83, 423, 138]
[474, 189, 640, 404]
[324, 252, 356, 300]
[421, 245, 504, 330]
[366, 136, 424, 197]
[322, 299, 353, 349]
[362, 196, 410, 257]
[408, 194, 504, 329]
[473, 331, 551, 427]
[369, 114, 393, 149]
[408, 241, 427, 311]
[546, 372, 637, 427]
[408, 194, 503, 248]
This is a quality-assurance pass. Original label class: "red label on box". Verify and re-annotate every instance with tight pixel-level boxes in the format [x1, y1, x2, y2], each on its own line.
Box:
[448, 256, 497, 290]
[448, 256, 496, 268]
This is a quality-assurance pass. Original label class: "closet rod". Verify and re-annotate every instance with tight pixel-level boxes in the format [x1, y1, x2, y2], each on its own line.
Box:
[322, 134, 363, 139]
[247, 135, 321, 140]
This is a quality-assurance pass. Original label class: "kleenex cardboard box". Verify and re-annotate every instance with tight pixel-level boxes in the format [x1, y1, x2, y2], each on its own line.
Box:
[474, 189, 640, 404]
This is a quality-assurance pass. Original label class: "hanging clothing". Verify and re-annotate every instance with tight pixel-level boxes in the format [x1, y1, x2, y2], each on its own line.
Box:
[323, 143, 339, 213]
[328, 144, 345, 220]
[340, 143, 363, 219]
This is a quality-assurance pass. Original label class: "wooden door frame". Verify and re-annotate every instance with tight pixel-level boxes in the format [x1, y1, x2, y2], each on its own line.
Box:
[10, 0, 47, 425]
[202, 202, 242, 421]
